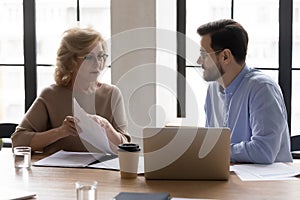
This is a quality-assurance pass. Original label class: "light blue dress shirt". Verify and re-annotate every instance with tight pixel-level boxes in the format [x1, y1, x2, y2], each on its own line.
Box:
[205, 65, 293, 164]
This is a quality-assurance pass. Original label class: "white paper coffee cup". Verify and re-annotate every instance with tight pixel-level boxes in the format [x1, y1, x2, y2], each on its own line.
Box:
[117, 143, 140, 178]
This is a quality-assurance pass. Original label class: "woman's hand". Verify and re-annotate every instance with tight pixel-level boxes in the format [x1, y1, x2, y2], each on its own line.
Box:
[87, 114, 115, 133]
[87, 114, 123, 145]
[59, 116, 80, 137]
[29, 115, 80, 151]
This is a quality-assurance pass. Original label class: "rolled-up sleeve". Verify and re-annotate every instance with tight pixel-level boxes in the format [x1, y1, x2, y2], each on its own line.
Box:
[230, 83, 292, 163]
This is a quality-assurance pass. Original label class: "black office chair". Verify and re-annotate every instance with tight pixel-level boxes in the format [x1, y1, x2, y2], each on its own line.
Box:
[0, 123, 18, 148]
[290, 135, 300, 159]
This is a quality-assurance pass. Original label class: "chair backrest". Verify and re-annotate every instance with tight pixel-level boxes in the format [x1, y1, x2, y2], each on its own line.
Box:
[0, 123, 18, 138]
[0, 123, 18, 148]
[291, 135, 300, 152]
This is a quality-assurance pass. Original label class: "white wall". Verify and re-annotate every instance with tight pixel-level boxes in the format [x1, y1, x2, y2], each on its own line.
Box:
[110, 0, 177, 146]
[111, 0, 157, 145]
[156, 0, 177, 127]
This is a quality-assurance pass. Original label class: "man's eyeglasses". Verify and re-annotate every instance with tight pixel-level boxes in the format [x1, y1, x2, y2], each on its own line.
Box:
[199, 49, 223, 60]
[78, 53, 109, 63]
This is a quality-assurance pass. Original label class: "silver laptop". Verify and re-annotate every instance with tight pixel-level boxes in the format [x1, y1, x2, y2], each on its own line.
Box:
[143, 127, 230, 180]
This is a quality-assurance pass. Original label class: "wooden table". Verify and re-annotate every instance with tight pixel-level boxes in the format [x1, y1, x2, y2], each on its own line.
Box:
[1, 148, 300, 200]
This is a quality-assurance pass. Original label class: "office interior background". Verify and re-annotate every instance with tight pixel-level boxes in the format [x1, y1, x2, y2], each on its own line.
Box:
[0, 0, 299, 143]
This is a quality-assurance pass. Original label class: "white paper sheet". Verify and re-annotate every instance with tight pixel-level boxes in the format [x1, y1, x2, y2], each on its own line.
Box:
[0, 188, 36, 200]
[172, 198, 213, 200]
[231, 162, 300, 181]
[34, 150, 105, 167]
[89, 156, 145, 174]
[73, 98, 114, 154]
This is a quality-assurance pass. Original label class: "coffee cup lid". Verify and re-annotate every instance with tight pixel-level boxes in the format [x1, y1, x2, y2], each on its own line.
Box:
[118, 143, 140, 152]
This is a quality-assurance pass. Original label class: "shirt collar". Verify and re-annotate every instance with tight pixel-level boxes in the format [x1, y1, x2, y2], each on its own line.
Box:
[224, 64, 251, 94]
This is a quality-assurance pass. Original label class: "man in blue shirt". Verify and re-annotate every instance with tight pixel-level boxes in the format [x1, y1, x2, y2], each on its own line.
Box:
[197, 19, 293, 164]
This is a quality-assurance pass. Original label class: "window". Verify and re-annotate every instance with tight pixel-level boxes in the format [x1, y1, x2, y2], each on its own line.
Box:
[0, 0, 24, 123]
[292, 0, 300, 135]
[182, 0, 297, 135]
[185, 0, 232, 125]
[35, 0, 111, 94]
[0, 0, 111, 123]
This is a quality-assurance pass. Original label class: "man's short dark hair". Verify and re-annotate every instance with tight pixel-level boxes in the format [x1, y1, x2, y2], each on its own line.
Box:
[197, 19, 248, 64]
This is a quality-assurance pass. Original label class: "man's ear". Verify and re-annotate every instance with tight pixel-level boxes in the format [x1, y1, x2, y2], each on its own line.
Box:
[222, 49, 231, 63]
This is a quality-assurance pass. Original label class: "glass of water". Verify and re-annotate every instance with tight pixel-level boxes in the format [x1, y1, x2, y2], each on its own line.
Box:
[13, 146, 31, 169]
[75, 181, 97, 200]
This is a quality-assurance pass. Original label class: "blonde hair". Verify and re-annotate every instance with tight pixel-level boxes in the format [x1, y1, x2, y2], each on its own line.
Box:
[54, 27, 106, 87]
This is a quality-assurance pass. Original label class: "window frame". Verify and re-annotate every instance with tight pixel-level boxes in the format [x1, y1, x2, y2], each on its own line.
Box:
[177, 0, 293, 132]
[23, 0, 37, 111]
[22, 0, 83, 111]
[1, 0, 295, 133]
[0, 0, 112, 121]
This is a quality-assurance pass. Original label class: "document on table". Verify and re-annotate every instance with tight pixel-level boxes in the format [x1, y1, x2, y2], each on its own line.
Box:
[172, 198, 213, 200]
[34, 150, 105, 168]
[231, 162, 300, 181]
[89, 156, 145, 174]
[73, 98, 114, 154]
[0, 188, 36, 200]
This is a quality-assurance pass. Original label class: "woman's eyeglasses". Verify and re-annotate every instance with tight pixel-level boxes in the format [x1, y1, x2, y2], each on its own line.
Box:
[78, 53, 108, 63]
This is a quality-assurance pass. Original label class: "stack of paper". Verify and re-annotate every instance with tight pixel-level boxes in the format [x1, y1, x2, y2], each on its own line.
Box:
[231, 163, 300, 181]
[34, 150, 105, 168]
[0, 188, 36, 200]
[34, 150, 145, 174]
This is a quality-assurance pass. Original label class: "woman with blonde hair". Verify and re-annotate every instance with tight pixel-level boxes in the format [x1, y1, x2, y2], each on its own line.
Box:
[12, 27, 130, 154]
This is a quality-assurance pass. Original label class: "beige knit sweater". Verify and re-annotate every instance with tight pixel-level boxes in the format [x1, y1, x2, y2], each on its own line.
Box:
[11, 83, 130, 154]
